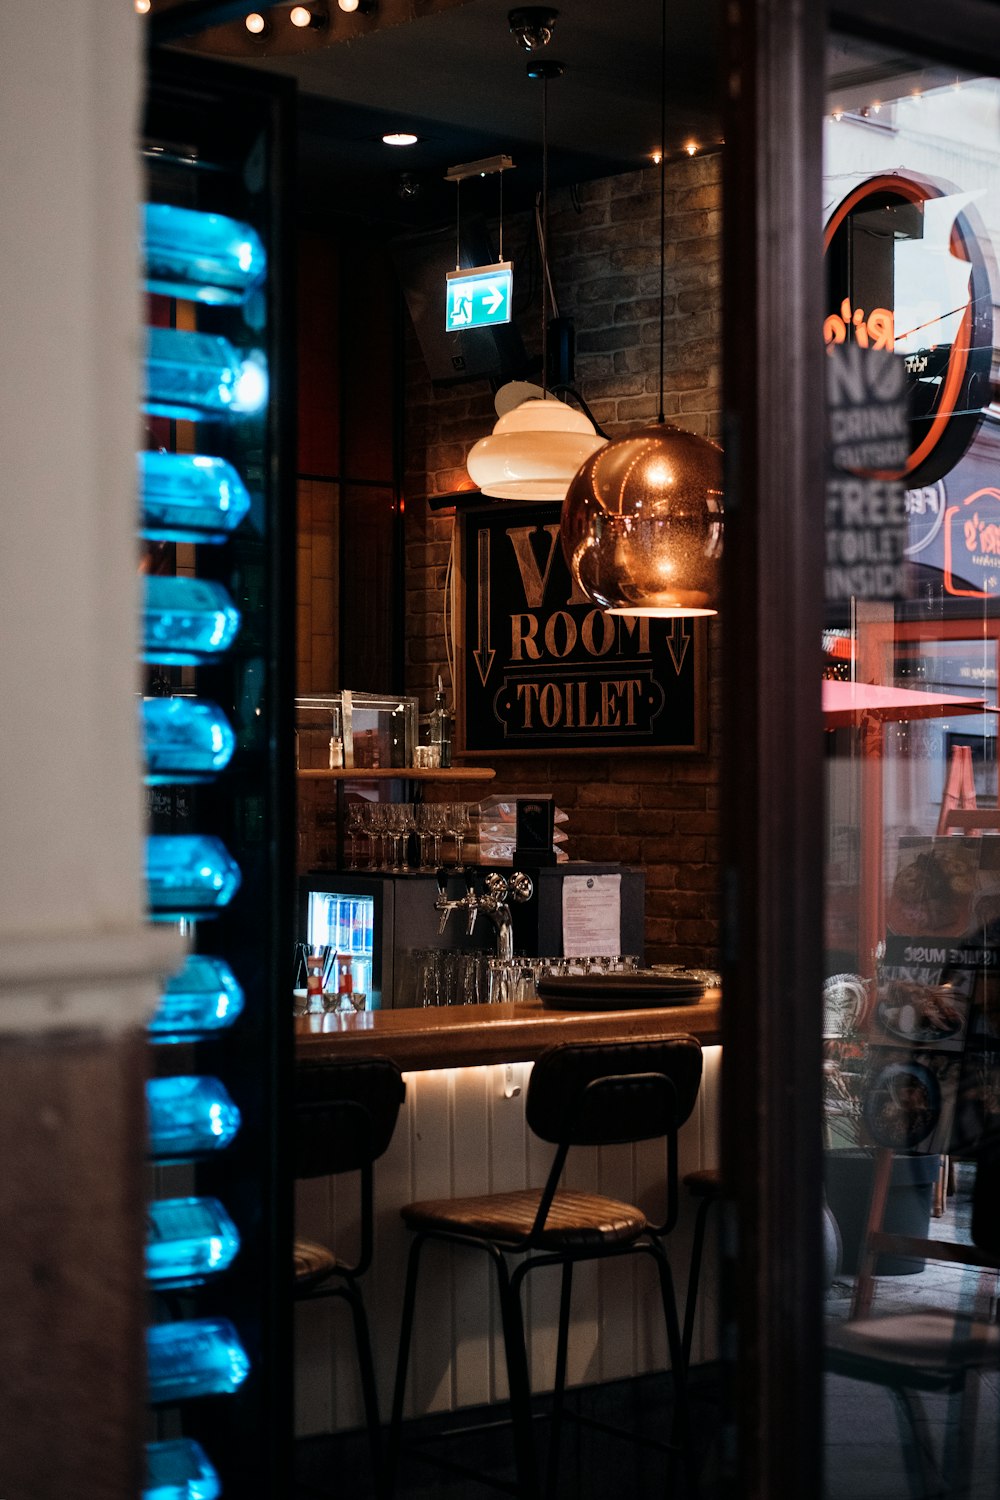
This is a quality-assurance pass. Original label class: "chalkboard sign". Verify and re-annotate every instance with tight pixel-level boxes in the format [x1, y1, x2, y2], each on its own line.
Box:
[454, 503, 706, 756]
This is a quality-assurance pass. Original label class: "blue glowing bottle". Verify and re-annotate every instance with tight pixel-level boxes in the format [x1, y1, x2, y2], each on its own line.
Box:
[143, 202, 266, 306]
[144, 1438, 221, 1500]
[147, 1076, 241, 1160]
[142, 577, 241, 667]
[144, 327, 268, 422]
[146, 1196, 241, 1287]
[145, 835, 242, 922]
[149, 954, 244, 1042]
[147, 1318, 251, 1404]
[139, 451, 252, 544]
[141, 697, 237, 785]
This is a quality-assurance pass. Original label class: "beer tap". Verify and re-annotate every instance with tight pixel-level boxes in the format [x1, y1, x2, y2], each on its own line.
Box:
[477, 870, 533, 961]
[434, 868, 480, 938]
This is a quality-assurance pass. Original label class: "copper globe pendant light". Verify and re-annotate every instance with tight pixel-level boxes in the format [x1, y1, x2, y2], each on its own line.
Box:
[560, 0, 723, 617]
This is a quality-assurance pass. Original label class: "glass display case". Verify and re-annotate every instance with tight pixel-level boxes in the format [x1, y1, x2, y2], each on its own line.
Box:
[140, 51, 295, 1497]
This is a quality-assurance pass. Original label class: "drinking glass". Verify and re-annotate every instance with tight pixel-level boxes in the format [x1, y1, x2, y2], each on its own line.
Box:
[444, 801, 471, 866]
[346, 801, 366, 870]
[398, 801, 418, 871]
[425, 803, 447, 867]
[415, 803, 435, 871]
[367, 801, 388, 870]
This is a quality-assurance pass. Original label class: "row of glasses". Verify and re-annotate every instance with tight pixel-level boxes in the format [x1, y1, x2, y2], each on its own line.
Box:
[345, 800, 472, 872]
[411, 948, 491, 1006]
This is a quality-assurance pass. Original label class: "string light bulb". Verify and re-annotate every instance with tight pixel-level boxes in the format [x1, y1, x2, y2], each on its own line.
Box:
[290, 5, 325, 25]
[245, 12, 268, 35]
[338, 0, 360, 10]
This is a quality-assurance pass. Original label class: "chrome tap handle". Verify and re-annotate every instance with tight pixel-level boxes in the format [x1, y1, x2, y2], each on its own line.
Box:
[435, 870, 456, 935]
[463, 869, 479, 937]
[507, 871, 534, 904]
[483, 870, 509, 903]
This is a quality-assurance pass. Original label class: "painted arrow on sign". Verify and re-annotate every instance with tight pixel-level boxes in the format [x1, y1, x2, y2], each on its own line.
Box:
[473, 529, 496, 686]
[666, 618, 691, 674]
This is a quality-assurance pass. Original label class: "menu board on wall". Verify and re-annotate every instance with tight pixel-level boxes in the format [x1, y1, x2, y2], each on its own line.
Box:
[454, 502, 706, 756]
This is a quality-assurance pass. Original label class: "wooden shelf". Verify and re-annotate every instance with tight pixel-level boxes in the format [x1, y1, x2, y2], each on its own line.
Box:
[297, 766, 496, 782]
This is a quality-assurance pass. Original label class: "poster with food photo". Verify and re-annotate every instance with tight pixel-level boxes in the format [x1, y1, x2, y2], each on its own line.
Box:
[886, 837, 980, 938]
[861, 1046, 962, 1156]
[871, 967, 974, 1053]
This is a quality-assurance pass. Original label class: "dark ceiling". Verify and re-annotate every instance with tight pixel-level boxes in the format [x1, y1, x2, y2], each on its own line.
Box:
[158, 0, 724, 230]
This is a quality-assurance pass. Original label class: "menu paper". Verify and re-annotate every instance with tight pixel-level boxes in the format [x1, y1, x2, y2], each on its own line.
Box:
[562, 874, 621, 957]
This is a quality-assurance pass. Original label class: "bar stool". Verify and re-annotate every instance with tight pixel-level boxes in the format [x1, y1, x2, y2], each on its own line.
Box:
[294, 1057, 406, 1491]
[385, 1035, 704, 1500]
[680, 1168, 721, 1369]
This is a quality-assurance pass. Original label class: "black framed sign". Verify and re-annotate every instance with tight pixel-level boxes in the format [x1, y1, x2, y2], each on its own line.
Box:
[454, 502, 707, 756]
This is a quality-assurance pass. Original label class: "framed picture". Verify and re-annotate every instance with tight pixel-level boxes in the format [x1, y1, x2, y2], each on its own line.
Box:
[453, 502, 707, 757]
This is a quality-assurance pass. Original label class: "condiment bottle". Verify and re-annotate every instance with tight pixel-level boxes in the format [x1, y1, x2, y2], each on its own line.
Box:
[305, 951, 325, 1014]
[336, 953, 354, 1010]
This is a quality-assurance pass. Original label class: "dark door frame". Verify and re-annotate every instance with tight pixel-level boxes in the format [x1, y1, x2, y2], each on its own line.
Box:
[721, 2, 1000, 1497]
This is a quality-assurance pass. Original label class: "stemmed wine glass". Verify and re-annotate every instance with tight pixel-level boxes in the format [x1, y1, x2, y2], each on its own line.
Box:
[415, 803, 435, 871]
[367, 801, 388, 870]
[398, 801, 417, 872]
[425, 803, 447, 868]
[444, 801, 471, 866]
[346, 801, 366, 870]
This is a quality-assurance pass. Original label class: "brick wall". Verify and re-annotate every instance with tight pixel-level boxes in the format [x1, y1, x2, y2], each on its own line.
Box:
[402, 153, 723, 966]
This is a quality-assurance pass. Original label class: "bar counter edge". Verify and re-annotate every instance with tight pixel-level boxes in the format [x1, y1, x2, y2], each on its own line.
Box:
[295, 989, 722, 1071]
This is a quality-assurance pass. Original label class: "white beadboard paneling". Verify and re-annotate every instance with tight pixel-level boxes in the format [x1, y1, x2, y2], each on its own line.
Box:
[293, 1051, 721, 1436]
[451, 1065, 497, 1409]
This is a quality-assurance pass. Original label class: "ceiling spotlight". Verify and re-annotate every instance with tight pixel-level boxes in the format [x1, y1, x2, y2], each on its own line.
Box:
[383, 132, 419, 147]
[339, 0, 376, 12]
[651, 149, 662, 165]
[134, 0, 151, 13]
[245, 11, 269, 35]
[509, 7, 558, 51]
[290, 4, 326, 26]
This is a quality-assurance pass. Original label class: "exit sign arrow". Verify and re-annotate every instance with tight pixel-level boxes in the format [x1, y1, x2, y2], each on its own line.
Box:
[445, 261, 513, 332]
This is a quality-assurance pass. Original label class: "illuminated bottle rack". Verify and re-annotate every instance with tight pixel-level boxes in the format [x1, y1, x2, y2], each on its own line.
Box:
[141, 52, 294, 1499]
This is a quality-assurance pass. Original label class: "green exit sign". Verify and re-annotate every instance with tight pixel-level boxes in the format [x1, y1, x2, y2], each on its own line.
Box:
[445, 261, 513, 331]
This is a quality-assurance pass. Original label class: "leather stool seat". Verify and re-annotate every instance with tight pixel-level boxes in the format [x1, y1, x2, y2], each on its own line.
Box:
[293, 1236, 338, 1290]
[683, 1167, 721, 1198]
[402, 1188, 648, 1247]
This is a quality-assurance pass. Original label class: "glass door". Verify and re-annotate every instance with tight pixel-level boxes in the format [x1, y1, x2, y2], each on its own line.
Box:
[820, 27, 1000, 1500]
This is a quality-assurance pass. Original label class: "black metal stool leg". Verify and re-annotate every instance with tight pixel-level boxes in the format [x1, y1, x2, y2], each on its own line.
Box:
[341, 1278, 383, 1493]
[384, 1233, 429, 1500]
[546, 1260, 574, 1498]
[496, 1248, 541, 1500]
[645, 1242, 699, 1500]
[682, 1194, 715, 1371]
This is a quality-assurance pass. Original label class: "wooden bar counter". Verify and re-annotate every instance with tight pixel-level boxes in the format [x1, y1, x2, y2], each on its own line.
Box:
[294, 989, 722, 1071]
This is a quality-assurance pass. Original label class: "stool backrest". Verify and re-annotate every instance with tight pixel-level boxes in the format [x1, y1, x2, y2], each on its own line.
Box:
[526, 1036, 703, 1146]
[295, 1057, 405, 1181]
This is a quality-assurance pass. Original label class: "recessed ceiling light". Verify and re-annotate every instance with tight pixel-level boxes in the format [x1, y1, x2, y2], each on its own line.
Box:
[383, 132, 419, 147]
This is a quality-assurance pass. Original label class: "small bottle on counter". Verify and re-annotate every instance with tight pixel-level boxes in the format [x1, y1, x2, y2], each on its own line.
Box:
[429, 675, 452, 769]
[305, 951, 325, 1014]
[336, 952, 354, 1010]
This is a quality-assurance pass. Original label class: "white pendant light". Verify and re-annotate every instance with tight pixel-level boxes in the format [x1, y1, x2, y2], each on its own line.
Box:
[465, 54, 604, 503]
[467, 393, 604, 501]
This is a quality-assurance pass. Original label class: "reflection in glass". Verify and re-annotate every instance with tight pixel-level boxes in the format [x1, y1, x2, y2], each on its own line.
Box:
[146, 1196, 241, 1287]
[143, 202, 266, 305]
[146, 1318, 251, 1404]
[149, 953, 244, 1041]
[139, 451, 252, 544]
[145, 835, 242, 921]
[143, 1438, 221, 1500]
[147, 1076, 241, 1160]
[142, 577, 241, 666]
[144, 327, 268, 421]
[141, 697, 237, 784]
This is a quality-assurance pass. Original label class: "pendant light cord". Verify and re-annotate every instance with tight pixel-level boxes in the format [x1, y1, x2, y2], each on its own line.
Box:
[541, 70, 550, 396]
[658, 0, 666, 425]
